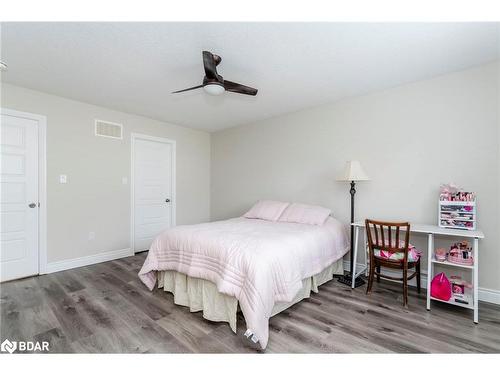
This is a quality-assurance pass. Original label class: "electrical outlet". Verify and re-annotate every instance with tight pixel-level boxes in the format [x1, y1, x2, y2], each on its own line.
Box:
[59, 175, 67, 184]
[88, 232, 95, 240]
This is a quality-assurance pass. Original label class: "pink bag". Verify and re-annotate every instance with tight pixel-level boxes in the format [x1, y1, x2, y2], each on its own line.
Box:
[431, 272, 451, 301]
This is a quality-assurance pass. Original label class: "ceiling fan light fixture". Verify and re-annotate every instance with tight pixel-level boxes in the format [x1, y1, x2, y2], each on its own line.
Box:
[203, 83, 225, 96]
[172, 51, 257, 96]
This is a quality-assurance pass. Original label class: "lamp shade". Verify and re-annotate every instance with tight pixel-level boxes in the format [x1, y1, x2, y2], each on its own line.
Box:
[338, 160, 370, 181]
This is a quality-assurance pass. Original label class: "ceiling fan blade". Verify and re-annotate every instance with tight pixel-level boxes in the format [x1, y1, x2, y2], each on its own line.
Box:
[223, 80, 258, 96]
[172, 85, 204, 94]
[202, 51, 219, 80]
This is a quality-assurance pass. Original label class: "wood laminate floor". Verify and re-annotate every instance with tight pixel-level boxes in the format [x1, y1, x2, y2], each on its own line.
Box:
[1, 252, 499, 353]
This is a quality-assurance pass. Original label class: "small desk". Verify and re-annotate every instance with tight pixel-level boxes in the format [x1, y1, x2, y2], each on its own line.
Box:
[351, 221, 484, 323]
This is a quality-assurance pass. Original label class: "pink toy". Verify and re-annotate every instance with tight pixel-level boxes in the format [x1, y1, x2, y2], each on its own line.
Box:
[448, 241, 474, 266]
[450, 275, 472, 295]
[439, 183, 475, 202]
[434, 248, 447, 262]
[431, 272, 452, 301]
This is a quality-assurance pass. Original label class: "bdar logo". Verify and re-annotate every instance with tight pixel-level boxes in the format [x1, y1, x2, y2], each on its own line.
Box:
[1, 339, 48, 353]
[1, 339, 17, 354]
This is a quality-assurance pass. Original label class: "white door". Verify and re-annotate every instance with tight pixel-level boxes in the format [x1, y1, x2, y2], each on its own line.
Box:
[133, 136, 175, 252]
[0, 113, 39, 282]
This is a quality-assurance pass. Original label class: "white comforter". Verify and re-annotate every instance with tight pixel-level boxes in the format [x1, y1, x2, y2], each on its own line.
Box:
[139, 217, 349, 348]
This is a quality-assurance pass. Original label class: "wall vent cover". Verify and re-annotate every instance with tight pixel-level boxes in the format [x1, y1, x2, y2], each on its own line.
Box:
[95, 119, 123, 139]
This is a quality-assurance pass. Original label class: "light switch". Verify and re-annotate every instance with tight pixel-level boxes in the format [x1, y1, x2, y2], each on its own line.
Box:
[122, 177, 128, 185]
[59, 175, 67, 184]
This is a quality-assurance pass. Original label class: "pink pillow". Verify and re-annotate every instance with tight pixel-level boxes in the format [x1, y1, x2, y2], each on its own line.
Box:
[243, 200, 290, 222]
[278, 203, 331, 226]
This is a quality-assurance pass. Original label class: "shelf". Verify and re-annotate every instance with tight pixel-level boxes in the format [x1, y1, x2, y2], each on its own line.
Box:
[430, 296, 474, 310]
[440, 209, 475, 212]
[439, 201, 475, 206]
[431, 258, 474, 269]
[440, 212, 475, 216]
[440, 217, 475, 222]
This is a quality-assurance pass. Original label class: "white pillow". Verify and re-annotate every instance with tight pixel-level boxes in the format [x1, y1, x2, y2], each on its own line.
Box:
[278, 203, 331, 226]
[243, 200, 290, 222]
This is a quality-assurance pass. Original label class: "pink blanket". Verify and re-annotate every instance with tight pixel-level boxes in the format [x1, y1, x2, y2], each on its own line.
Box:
[139, 217, 349, 349]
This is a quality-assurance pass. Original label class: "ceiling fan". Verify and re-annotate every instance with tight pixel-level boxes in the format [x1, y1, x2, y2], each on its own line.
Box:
[172, 51, 258, 96]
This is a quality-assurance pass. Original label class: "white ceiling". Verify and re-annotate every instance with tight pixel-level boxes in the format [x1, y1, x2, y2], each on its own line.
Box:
[1, 23, 498, 132]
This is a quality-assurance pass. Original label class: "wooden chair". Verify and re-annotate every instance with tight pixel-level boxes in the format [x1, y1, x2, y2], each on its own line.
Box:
[365, 219, 421, 306]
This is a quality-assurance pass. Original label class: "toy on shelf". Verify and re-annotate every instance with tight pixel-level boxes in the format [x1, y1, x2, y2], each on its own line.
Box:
[439, 183, 475, 202]
[448, 241, 474, 266]
[430, 272, 451, 301]
[434, 248, 447, 262]
[439, 183, 476, 230]
[450, 275, 473, 305]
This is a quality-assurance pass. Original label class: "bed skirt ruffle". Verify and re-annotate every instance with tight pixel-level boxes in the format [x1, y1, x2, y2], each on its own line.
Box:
[157, 258, 344, 333]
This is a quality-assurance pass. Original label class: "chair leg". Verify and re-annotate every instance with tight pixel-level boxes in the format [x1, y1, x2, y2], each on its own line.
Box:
[416, 261, 421, 294]
[402, 266, 408, 306]
[376, 265, 380, 283]
[366, 258, 375, 295]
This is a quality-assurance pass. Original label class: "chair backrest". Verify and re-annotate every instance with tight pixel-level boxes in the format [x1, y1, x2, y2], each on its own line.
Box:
[365, 219, 411, 262]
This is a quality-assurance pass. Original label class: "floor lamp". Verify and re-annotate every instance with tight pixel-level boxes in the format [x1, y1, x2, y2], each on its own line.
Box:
[337, 160, 370, 288]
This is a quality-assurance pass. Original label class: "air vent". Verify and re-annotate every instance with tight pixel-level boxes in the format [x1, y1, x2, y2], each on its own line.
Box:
[95, 119, 123, 139]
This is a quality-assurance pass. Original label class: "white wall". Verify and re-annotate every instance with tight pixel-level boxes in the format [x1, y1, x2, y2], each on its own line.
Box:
[2, 63, 498, 294]
[211, 62, 500, 292]
[1, 83, 210, 264]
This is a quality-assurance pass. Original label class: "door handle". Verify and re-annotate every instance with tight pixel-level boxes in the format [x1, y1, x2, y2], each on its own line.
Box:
[165, 199, 170, 203]
[28, 202, 37, 208]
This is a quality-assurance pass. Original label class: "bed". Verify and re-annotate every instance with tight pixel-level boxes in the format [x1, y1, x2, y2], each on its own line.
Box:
[139, 212, 349, 349]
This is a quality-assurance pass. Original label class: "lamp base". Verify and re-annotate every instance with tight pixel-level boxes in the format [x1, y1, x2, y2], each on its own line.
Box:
[338, 272, 365, 288]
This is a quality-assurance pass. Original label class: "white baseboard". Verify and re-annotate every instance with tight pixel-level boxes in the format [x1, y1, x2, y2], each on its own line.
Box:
[45, 248, 133, 274]
[478, 288, 500, 305]
[343, 260, 500, 305]
[42, 253, 500, 305]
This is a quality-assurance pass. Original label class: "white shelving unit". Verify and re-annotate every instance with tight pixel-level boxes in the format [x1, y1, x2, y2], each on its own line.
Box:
[439, 200, 476, 230]
[350, 222, 484, 323]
